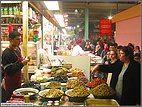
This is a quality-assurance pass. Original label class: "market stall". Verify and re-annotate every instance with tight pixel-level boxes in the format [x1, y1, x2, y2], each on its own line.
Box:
[7, 66, 119, 106]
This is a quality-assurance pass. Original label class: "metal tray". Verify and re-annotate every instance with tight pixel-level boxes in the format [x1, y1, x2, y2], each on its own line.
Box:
[85, 99, 119, 106]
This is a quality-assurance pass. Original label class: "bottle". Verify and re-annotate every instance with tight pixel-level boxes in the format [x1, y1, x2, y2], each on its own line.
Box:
[17, 3, 20, 15]
[9, 4, 13, 15]
[4, 4, 9, 15]
[1, 5, 4, 15]
[24, 95, 30, 103]
[13, 4, 17, 15]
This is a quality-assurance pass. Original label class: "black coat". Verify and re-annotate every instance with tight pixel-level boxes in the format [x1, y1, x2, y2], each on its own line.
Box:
[99, 59, 140, 105]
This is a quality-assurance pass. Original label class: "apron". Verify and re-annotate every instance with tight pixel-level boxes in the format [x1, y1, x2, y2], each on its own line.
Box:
[5, 47, 22, 99]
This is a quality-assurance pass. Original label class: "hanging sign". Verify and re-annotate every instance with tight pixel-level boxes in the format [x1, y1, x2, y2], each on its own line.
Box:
[100, 19, 112, 37]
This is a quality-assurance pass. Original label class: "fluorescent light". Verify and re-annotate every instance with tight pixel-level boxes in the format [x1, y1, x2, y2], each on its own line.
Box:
[44, 1, 59, 10]
[77, 25, 80, 28]
[64, 14, 68, 17]
[54, 14, 65, 27]
[108, 16, 112, 19]
[2, 44, 9, 47]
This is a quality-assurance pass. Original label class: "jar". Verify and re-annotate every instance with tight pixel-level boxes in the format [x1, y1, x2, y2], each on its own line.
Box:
[19, 18, 22, 24]
[9, 18, 12, 24]
[13, 4, 17, 15]
[4, 4, 9, 15]
[54, 102, 59, 106]
[13, 18, 16, 24]
[47, 101, 53, 106]
[24, 95, 30, 103]
[9, 4, 13, 15]
[17, 3, 21, 15]
[6, 18, 9, 24]
[1, 5, 4, 15]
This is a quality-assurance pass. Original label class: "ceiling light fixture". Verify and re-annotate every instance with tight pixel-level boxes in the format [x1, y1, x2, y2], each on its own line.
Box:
[54, 14, 65, 27]
[44, 1, 59, 10]
[108, 16, 112, 19]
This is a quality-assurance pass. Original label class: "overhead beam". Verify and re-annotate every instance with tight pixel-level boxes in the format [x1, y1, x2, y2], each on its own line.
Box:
[112, 4, 141, 23]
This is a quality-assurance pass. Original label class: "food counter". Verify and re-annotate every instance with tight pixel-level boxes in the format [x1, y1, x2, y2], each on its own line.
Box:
[8, 60, 119, 106]
[12, 84, 119, 106]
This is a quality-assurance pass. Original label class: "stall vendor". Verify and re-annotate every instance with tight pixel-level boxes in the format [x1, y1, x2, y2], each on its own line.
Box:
[1, 31, 30, 100]
[72, 39, 84, 56]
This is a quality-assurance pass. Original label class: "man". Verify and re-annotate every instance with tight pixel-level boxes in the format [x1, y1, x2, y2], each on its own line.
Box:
[72, 39, 84, 56]
[100, 43, 109, 58]
[68, 41, 74, 50]
[2, 31, 30, 100]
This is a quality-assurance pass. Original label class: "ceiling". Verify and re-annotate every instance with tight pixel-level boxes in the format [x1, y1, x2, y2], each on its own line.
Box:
[39, 1, 140, 37]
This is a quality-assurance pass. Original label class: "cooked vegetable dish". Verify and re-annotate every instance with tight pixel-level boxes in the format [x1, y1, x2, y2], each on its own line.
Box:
[67, 86, 90, 97]
[42, 89, 64, 98]
[66, 79, 85, 88]
[90, 83, 115, 96]
[45, 81, 61, 88]
[86, 77, 107, 87]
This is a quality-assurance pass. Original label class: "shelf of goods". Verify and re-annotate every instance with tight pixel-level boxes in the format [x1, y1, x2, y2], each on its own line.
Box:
[1, 1, 42, 73]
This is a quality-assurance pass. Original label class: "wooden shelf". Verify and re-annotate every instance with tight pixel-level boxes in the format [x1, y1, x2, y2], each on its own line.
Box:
[1, 1, 22, 3]
[1, 24, 22, 26]
[1, 41, 9, 44]
[1, 15, 23, 18]
[28, 17, 38, 24]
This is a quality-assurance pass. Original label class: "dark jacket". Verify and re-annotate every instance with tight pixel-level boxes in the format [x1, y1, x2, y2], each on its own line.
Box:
[99, 59, 140, 105]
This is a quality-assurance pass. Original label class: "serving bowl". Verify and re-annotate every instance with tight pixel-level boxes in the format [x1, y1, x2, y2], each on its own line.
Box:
[39, 89, 64, 101]
[65, 89, 90, 102]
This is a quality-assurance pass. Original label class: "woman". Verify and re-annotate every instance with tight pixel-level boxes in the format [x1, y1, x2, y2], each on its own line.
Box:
[134, 45, 141, 55]
[110, 49, 119, 63]
[92, 46, 140, 105]
[94, 41, 104, 56]
[107, 50, 119, 86]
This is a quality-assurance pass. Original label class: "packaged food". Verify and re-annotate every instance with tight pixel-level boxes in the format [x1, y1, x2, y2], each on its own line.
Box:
[9, 4, 13, 15]
[4, 4, 9, 15]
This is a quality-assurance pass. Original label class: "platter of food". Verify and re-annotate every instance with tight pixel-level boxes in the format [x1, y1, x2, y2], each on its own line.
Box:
[39, 89, 64, 101]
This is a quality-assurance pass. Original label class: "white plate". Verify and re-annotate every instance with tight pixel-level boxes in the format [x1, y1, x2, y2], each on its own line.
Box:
[13, 88, 39, 95]
[39, 89, 64, 98]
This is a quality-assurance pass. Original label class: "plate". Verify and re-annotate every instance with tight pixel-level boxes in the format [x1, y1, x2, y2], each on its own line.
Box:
[13, 88, 39, 96]
[39, 89, 64, 101]
[92, 94, 115, 99]
[65, 89, 90, 102]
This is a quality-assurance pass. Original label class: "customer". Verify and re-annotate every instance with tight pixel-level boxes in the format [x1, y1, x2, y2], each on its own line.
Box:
[1, 31, 30, 100]
[84, 42, 93, 52]
[107, 50, 119, 86]
[110, 50, 119, 63]
[134, 45, 141, 55]
[100, 43, 109, 58]
[72, 39, 84, 56]
[92, 46, 140, 105]
[134, 53, 141, 63]
[99, 50, 111, 82]
[94, 41, 103, 56]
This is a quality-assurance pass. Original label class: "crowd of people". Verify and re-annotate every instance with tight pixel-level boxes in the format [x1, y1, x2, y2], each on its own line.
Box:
[68, 37, 141, 105]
